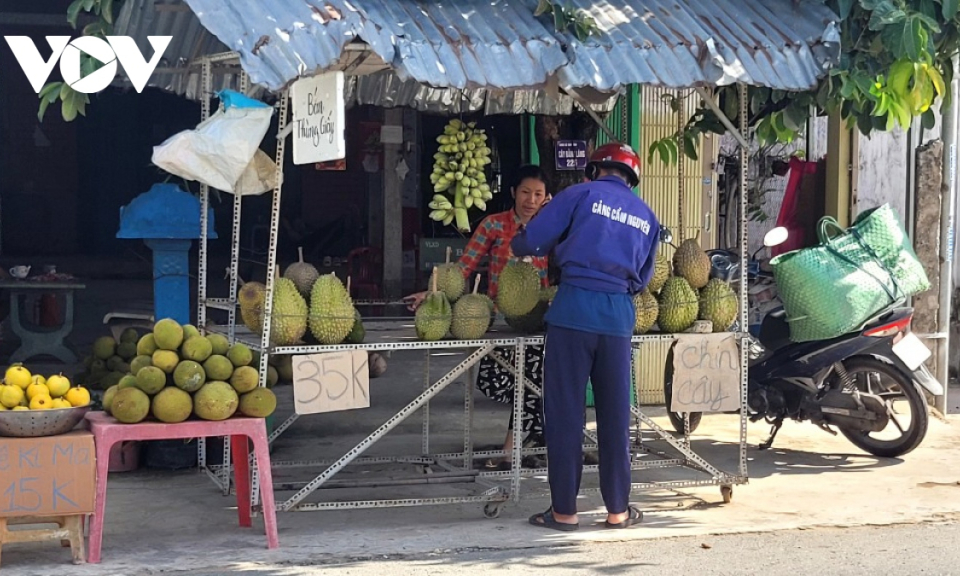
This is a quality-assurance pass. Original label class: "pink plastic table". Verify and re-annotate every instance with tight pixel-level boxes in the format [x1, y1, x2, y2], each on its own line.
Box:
[83, 412, 279, 563]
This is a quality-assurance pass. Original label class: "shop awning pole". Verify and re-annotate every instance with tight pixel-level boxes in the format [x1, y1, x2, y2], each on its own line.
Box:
[935, 55, 958, 413]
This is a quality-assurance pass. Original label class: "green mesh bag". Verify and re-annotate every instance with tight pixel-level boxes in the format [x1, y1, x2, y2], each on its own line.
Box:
[847, 204, 930, 296]
[770, 213, 912, 343]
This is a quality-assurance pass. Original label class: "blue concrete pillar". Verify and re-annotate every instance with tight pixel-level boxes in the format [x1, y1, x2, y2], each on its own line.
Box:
[144, 239, 193, 325]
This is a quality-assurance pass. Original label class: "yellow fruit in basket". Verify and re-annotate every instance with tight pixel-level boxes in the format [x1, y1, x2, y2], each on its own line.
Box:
[26, 382, 49, 401]
[12, 406, 28, 411]
[31, 374, 46, 387]
[46, 374, 71, 398]
[29, 394, 53, 410]
[4, 365, 31, 390]
[64, 386, 91, 408]
[0, 385, 24, 409]
[0, 404, 7, 411]
[51, 398, 72, 409]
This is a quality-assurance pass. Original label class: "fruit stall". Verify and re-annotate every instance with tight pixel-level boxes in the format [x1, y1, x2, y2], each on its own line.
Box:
[184, 69, 754, 518]
[128, 0, 844, 519]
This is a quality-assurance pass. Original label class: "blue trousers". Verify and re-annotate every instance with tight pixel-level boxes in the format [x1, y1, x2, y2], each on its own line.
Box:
[543, 324, 633, 516]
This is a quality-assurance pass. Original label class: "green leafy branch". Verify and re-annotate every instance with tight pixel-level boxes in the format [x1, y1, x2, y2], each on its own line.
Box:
[534, 0, 600, 42]
[649, 0, 957, 164]
[38, 0, 123, 122]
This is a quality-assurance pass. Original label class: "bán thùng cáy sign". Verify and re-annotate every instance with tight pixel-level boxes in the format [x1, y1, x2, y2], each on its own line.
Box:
[669, 333, 742, 413]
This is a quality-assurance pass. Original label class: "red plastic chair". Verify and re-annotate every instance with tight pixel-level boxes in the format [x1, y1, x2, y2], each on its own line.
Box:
[347, 246, 383, 301]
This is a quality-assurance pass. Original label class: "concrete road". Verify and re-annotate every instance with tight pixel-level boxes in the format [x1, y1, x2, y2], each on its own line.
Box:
[185, 520, 960, 575]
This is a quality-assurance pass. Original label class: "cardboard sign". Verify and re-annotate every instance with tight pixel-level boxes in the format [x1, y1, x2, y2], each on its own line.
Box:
[293, 351, 370, 414]
[290, 71, 346, 165]
[669, 333, 742, 413]
[555, 140, 588, 171]
[0, 431, 95, 517]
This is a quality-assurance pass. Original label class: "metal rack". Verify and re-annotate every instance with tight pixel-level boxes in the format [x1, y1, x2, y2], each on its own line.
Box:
[193, 53, 752, 515]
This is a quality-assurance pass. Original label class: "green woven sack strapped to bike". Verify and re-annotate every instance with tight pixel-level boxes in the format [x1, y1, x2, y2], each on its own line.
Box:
[770, 217, 903, 343]
[844, 204, 931, 297]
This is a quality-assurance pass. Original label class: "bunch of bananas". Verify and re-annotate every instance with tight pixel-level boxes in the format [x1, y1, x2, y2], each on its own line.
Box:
[428, 119, 494, 232]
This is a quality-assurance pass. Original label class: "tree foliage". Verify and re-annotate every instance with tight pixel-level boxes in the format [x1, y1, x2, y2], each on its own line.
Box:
[649, 0, 957, 165]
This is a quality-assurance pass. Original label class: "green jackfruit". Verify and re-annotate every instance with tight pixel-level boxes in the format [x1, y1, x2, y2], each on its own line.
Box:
[633, 289, 659, 334]
[496, 260, 540, 316]
[270, 276, 309, 346]
[698, 278, 739, 332]
[657, 276, 699, 333]
[415, 268, 452, 341]
[308, 273, 355, 345]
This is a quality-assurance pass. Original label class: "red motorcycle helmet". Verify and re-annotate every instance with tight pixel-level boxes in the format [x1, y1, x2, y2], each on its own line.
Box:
[585, 142, 641, 187]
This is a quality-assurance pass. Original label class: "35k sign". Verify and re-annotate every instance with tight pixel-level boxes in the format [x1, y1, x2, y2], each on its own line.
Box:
[4, 36, 172, 94]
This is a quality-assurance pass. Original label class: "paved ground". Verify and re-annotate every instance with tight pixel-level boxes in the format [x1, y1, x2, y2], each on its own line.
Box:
[182, 521, 960, 575]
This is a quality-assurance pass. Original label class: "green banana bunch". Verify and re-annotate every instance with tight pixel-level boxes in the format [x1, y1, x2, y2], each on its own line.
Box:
[428, 118, 495, 233]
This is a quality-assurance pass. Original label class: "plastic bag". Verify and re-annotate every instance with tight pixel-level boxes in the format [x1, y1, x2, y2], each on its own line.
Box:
[234, 149, 280, 196]
[151, 90, 273, 193]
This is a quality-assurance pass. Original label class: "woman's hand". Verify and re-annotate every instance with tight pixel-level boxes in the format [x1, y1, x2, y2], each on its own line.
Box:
[402, 291, 427, 312]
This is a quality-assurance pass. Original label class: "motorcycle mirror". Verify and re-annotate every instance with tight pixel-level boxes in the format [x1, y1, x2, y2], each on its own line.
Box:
[763, 226, 789, 248]
[659, 225, 673, 244]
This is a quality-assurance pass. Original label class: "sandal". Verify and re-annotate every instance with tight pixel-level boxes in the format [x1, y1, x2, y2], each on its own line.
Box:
[605, 504, 643, 529]
[529, 508, 579, 532]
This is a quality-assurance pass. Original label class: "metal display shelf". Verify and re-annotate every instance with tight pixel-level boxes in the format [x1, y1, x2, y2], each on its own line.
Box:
[193, 55, 751, 517]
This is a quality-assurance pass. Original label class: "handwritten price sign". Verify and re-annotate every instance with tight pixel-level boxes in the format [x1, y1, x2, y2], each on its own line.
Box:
[0, 431, 95, 517]
[669, 333, 742, 413]
[292, 351, 370, 415]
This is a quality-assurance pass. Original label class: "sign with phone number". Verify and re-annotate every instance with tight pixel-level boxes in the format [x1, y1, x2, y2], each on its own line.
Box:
[555, 140, 587, 171]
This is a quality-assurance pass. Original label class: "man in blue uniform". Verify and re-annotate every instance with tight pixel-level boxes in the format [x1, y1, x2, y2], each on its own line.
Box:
[511, 142, 659, 531]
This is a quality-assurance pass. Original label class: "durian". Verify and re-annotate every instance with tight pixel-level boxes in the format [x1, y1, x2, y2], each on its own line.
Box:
[238, 277, 267, 333]
[270, 273, 309, 346]
[308, 273, 356, 345]
[504, 285, 556, 334]
[496, 259, 541, 317]
[633, 289, 659, 334]
[436, 246, 466, 302]
[698, 278, 739, 332]
[451, 275, 493, 340]
[415, 268, 452, 341]
[649, 252, 671, 293]
[283, 246, 320, 296]
[657, 276, 699, 333]
[672, 234, 711, 289]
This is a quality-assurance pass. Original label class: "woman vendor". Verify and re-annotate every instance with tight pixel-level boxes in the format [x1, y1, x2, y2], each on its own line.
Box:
[405, 165, 551, 468]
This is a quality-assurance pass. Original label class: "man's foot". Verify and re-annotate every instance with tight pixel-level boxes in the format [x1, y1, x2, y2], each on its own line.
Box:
[605, 505, 643, 528]
[529, 507, 579, 531]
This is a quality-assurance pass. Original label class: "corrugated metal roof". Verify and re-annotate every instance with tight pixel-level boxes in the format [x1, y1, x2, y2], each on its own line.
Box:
[175, 0, 838, 93]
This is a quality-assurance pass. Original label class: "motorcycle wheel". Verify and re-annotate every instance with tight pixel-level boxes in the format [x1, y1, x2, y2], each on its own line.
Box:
[837, 357, 929, 458]
[663, 348, 703, 435]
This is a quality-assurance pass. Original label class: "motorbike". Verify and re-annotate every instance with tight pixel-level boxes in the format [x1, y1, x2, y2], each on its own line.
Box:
[663, 226, 942, 458]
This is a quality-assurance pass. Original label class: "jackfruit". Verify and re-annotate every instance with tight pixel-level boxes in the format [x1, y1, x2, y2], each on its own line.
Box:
[136, 333, 158, 356]
[151, 387, 193, 423]
[698, 278, 739, 333]
[203, 355, 234, 381]
[657, 277, 699, 333]
[415, 268, 452, 341]
[451, 275, 492, 339]
[238, 279, 267, 333]
[283, 246, 320, 296]
[227, 343, 253, 368]
[183, 324, 201, 341]
[193, 381, 239, 421]
[308, 273, 355, 345]
[111, 387, 150, 424]
[130, 355, 153, 376]
[117, 374, 138, 389]
[153, 318, 185, 351]
[436, 246, 466, 302]
[152, 349, 179, 374]
[270, 275, 309, 346]
[633, 289, 659, 334]
[672, 236, 711, 289]
[496, 260, 541, 316]
[206, 333, 230, 356]
[504, 285, 556, 334]
[239, 387, 277, 418]
[649, 252, 671, 293]
[230, 366, 260, 394]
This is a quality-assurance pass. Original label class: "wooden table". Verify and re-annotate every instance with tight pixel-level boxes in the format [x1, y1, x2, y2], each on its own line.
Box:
[83, 412, 279, 564]
[0, 280, 85, 364]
